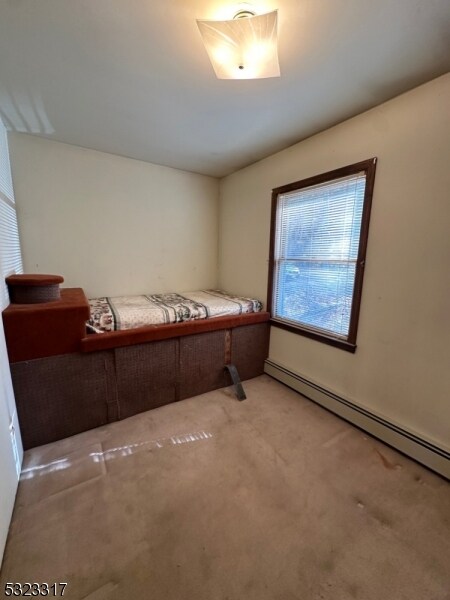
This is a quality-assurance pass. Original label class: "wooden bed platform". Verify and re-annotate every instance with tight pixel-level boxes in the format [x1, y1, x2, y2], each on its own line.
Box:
[3, 285, 270, 449]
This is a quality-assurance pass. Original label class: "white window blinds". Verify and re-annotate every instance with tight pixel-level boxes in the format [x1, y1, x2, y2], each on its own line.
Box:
[0, 123, 23, 310]
[273, 172, 367, 339]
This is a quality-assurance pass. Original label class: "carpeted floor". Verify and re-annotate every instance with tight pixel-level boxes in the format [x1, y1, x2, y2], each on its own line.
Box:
[1, 375, 449, 599]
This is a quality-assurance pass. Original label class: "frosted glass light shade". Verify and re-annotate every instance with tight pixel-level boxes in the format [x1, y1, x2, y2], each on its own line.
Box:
[197, 10, 280, 80]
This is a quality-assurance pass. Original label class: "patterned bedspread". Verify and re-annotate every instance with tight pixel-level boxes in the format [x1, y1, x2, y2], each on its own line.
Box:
[88, 290, 263, 332]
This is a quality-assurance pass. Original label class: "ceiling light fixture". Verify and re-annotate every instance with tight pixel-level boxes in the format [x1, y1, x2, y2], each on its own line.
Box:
[197, 8, 280, 80]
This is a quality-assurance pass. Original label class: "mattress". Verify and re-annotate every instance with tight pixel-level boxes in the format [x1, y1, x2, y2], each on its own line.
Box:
[88, 289, 263, 332]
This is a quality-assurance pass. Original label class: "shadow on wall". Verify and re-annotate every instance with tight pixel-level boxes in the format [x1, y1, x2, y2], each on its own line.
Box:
[0, 89, 54, 135]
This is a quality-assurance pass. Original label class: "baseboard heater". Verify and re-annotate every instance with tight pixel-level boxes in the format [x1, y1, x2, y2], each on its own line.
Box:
[264, 359, 450, 480]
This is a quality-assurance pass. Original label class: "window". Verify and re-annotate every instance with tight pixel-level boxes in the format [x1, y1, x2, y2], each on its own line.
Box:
[268, 158, 377, 352]
[0, 123, 23, 310]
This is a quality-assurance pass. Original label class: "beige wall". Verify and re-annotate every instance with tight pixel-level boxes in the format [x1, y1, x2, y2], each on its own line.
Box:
[219, 74, 450, 451]
[9, 135, 219, 298]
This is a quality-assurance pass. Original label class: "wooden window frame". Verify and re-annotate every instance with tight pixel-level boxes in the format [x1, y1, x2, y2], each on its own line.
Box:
[267, 158, 377, 353]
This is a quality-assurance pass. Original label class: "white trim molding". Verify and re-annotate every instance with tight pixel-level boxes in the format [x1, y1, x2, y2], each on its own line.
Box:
[264, 359, 450, 480]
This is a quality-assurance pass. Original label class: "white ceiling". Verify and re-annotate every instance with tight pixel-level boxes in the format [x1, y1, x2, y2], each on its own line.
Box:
[0, 0, 449, 177]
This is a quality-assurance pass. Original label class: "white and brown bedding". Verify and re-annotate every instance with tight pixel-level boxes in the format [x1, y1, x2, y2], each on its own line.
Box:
[88, 290, 263, 333]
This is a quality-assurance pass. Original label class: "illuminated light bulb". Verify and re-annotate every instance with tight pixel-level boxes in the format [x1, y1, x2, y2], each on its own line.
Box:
[197, 10, 280, 80]
[213, 45, 235, 66]
[244, 41, 271, 63]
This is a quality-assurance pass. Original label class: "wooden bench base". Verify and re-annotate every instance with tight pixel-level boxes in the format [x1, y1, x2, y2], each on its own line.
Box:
[11, 322, 270, 449]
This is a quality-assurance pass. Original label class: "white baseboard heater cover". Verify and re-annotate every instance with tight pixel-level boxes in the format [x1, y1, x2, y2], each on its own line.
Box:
[264, 359, 450, 480]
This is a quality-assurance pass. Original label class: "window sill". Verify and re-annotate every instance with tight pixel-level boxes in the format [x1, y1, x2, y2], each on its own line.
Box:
[270, 318, 357, 353]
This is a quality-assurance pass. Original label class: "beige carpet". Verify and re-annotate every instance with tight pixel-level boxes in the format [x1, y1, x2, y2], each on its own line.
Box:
[1, 375, 449, 600]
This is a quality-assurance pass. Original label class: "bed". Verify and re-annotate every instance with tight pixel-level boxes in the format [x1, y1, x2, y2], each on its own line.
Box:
[3, 277, 270, 449]
[87, 289, 263, 332]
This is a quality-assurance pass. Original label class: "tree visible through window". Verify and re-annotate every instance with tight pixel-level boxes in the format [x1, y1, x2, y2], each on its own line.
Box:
[268, 159, 377, 352]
